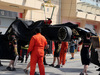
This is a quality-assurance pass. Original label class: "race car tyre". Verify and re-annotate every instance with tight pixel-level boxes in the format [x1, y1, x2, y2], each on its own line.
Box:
[58, 26, 72, 41]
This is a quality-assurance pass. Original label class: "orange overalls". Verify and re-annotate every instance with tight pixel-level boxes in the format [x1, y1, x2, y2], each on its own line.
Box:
[28, 33, 47, 75]
[60, 42, 68, 65]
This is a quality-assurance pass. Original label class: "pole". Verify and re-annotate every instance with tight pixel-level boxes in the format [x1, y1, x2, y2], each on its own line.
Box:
[43, 5, 47, 20]
[50, 6, 55, 19]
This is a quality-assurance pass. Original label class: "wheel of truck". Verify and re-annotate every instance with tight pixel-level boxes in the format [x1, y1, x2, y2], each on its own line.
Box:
[58, 26, 72, 41]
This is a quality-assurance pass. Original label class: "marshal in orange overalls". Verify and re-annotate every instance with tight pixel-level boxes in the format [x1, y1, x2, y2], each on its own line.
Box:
[60, 42, 68, 65]
[28, 33, 47, 75]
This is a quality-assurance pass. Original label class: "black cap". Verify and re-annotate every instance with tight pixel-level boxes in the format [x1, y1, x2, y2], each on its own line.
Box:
[34, 27, 41, 33]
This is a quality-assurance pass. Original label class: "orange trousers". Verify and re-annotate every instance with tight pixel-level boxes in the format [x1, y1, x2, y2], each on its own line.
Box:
[30, 56, 45, 75]
[60, 52, 67, 65]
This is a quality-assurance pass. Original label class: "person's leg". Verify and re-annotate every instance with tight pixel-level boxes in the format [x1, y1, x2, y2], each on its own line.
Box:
[60, 55, 62, 65]
[21, 49, 25, 63]
[30, 59, 37, 75]
[62, 53, 67, 65]
[11, 60, 16, 71]
[25, 56, 28, 63]
[49, 57, 56, 67]
[71, 53, 74, 58]
[25, 62, 30, 70]
[80, 65, 89, 75]
[70, 51, 74, 59]
[70, 46, 75, 59]
[60, 52, 62, 65]
[55, 57, 60, 68]
[43, 56, 48, 65]
[83, 65, 88, 74]
[6, 60, 14, 71]
[8, 60, 14, 67]
[25, 51, 29, 63]
[11, 61, 15, 68]
[19, 49, 22, 56]
[60, 52, 64, 67]
[24, 62, 30, 74]
[44, 49, 48, 65]
[57, 57, 60, 65]
[0, 60, 3, 66]
[38, 57, 45, 75]
[52, 57, 56, 65]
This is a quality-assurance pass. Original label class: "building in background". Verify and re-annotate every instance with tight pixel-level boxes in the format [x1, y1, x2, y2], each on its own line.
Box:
[61, 0, 100, 35]
[0, 0, 100, 35]
[0, 0, 60, 34]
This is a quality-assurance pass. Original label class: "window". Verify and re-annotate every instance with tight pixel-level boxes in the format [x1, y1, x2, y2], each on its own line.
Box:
[47, 8, 49, 12]
[96, 0, 98, 2]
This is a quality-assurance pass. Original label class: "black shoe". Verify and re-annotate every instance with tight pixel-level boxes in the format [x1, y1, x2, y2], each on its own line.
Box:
[11, 68, 16, 71]
[79, 72, 84, 75]
[6, 66, 12, 71]
[34, 72, 39, 75]
[70, 57, 74, 59]
[0, 64, 3, 66]
[25, 61, 27, 63]
[44, 63, 48, 65]
[21, 60, 24, 63]
[55, 65, 60, 68]
[24, 69, 28, 74]
[96, 68, 100, 71]
[49, 64, 54, 67]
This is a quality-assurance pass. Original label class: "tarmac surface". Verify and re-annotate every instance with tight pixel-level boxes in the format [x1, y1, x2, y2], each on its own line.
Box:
[0, 52, 100, 75]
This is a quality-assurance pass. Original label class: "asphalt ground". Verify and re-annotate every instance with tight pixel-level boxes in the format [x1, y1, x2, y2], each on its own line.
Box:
[0, 52, 100, 75]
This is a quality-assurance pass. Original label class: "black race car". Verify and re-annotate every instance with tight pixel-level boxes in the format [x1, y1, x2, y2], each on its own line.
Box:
[0, 18, 99, 68]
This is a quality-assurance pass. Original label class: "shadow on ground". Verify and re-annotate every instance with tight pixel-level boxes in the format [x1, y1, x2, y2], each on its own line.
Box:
[58, 68, 92, 73]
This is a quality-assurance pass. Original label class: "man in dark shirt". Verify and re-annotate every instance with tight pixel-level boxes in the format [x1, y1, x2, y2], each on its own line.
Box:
[49, 41, 61, 68]
[6, 34, 18, 71]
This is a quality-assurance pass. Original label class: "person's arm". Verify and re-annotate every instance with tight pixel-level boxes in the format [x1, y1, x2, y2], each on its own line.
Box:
[74, 40, 76, 44]
[44, 44, 49, 49]
[78, 40, 83, 45]
[89, 43, 92, 51]
[56, 43, 61, 53]
[13, 40, 18, 55]
[44, 38, 48, 49]
[14, 45, 18, 55]
[28, 37, 35, 53]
